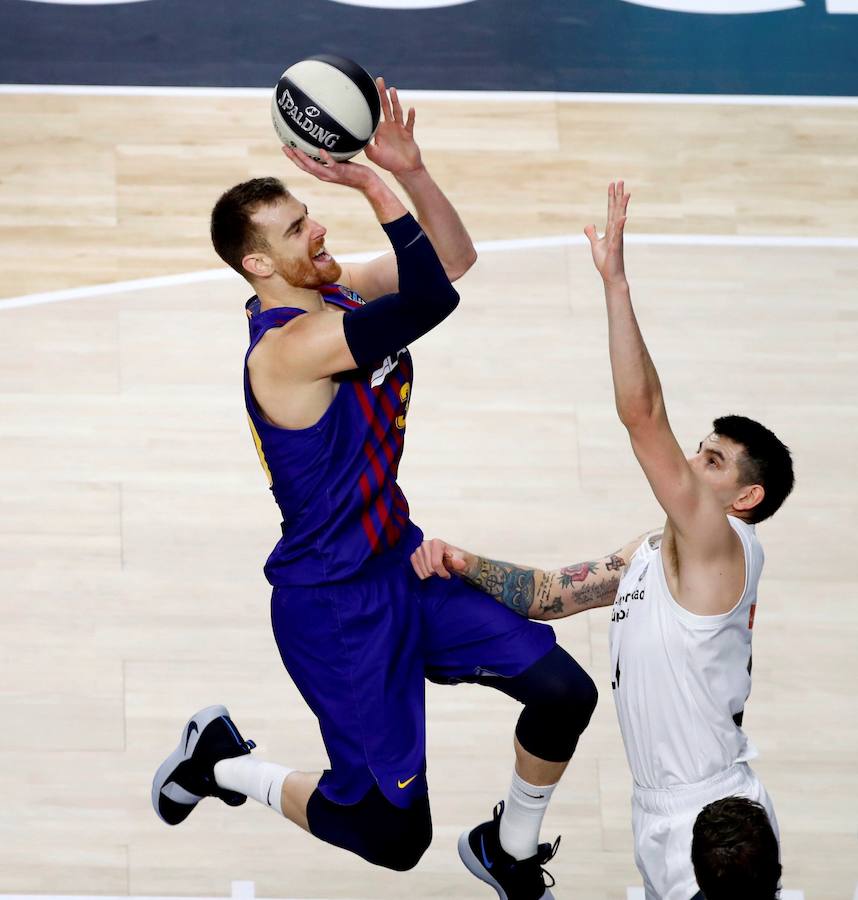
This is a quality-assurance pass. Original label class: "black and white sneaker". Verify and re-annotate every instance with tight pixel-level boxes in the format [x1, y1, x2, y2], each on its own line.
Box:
[151, 704, 256, 826]
[458, 801, 559, 900]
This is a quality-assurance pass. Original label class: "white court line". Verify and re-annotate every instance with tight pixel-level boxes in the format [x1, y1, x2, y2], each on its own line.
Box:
[1, 231, 856, 313]
[0, 896, 352, 900]
[230, 883, 255, 900]
[0, 881, 358, 900]
[627, 890, 804, 900]
[1, 83, 858, 106]
[0, 251, 378, 311]
[0, 885, 362, 900]
[0, 887, 810, 900]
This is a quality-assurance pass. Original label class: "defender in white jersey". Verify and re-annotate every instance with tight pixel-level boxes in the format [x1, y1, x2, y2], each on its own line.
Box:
[409, 184, 794, 899]
[611, 520, 778, 900]
[611, 519, 763, 788]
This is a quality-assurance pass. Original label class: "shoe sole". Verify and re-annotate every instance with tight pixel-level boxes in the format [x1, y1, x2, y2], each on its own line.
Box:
[151, 704, 230, 825]
[457, 830, 555, 900]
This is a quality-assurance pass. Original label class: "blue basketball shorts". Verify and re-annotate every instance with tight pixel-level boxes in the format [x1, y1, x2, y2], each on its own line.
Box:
[270, 534, 556, 809]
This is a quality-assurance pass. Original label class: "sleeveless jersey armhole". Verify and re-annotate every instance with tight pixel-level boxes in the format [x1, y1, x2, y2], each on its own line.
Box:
[244, 308, 346, 435]
[657, 520, 753, 630]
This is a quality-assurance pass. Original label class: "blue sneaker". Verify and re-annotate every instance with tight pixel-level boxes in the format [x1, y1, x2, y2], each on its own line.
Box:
[151, 705, 255, 826]
[458, 801, 559, 900]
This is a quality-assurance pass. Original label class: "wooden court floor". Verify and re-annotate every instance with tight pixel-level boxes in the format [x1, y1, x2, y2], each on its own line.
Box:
[0, 91, 856, 900]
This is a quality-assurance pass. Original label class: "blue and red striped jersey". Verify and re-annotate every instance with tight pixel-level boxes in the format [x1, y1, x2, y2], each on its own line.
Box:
[243, 284, 421, 586]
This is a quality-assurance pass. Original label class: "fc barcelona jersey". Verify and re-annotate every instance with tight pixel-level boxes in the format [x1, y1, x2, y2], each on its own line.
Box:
[243, 285, 421, 586]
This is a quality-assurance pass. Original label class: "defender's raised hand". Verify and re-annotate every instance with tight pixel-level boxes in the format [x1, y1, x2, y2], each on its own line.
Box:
[585, 181, 631, 287]
[363, 77, 423, 175]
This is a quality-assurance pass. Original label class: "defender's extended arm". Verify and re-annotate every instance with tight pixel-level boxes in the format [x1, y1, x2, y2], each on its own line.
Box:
[585, 183, 735, 554]
[410, 535, 652, 620]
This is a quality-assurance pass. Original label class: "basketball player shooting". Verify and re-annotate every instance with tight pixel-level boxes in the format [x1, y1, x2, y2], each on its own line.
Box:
[152, 79, 598, 900]
[410, 183, 794, 900]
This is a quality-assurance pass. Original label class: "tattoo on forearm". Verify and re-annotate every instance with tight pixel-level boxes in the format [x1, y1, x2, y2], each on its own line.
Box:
[464, 558, 535, 616]
[464, 549, 631, 621]
[534, 573, 562, 617]
[559, 561, 598, 587]
[542, 596, 565, 615]
[536, 551, 629, 619]
[539, 576, 624, 619]
[605, 554, 625, 572]
[536, 575, 552, 607]
[572, 578, 622, 608]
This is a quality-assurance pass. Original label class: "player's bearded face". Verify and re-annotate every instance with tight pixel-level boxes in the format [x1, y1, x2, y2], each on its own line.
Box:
[277, 236, 341, 289]
[256, 196, 341, 289]
[269, 195, 342, 289]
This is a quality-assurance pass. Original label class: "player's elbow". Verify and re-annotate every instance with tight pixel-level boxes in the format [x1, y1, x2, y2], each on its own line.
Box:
[619, 409, 656, 433]
[427, 284, 460, 326]
[445, 246, 478, 283]
[617, 395, 666, 432]
[460, 245, 479, 276]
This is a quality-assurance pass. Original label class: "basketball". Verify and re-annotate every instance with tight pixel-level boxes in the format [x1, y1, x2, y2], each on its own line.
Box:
[271, 55, 382, 162]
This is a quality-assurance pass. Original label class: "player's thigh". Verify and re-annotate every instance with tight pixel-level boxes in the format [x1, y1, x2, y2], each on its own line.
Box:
[271, 580, 427, 804]
[417, 573, 555, 683]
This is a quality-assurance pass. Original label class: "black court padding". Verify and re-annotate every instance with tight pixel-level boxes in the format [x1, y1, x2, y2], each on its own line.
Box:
[0, 0, 856, 96]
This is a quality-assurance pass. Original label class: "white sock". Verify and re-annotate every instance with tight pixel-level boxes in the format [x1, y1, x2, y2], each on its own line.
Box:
[498, 770, 558, 861]
[213, 756, 294, 817]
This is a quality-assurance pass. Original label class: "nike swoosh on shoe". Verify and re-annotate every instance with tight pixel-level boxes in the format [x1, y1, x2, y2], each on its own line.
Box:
[184, 720, 199, 753]
[480, 834, 493, 870]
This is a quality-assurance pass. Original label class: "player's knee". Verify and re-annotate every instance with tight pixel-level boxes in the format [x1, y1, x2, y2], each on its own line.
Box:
[568, 666, 599, 725]
[513, 646, 599, 761]
[531, 645, 599, 718]
[550, 662, 598, 743]
[307, 786, 432, 871]
[373, 806, 433, 871]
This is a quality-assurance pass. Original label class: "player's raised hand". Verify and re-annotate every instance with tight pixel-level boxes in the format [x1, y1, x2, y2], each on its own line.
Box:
[282, 145, 378, 192]
[363, 77, 423, 176]
[585, 181, 631, 286]
[410, 538, 472, 580]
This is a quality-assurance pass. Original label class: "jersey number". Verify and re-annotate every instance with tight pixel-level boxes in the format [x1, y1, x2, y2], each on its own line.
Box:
[395, 381, 411, 430]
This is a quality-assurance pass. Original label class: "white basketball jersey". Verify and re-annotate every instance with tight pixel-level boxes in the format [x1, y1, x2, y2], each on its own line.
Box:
[608, 517, 764, 789]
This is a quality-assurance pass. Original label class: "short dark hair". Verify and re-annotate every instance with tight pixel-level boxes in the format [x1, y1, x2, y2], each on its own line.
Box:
[692, 797, 781, 900]
[210, 177, 289, 278]
[712, 415, 794, 524]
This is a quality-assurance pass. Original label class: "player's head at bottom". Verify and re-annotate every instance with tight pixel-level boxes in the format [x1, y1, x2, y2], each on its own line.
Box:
[691, 796, 781, 900]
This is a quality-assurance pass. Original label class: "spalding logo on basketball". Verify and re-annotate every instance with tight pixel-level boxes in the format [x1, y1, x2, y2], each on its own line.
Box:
[271, 55, 382, 162]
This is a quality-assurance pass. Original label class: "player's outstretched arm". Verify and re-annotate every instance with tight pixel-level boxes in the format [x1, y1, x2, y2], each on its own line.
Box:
[585, 184, 734, 554]
[410, 535, 651, 620]
[351, 78, 477, 298]
[287, 77, 477, 301]
[265, 156, 458, 380]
